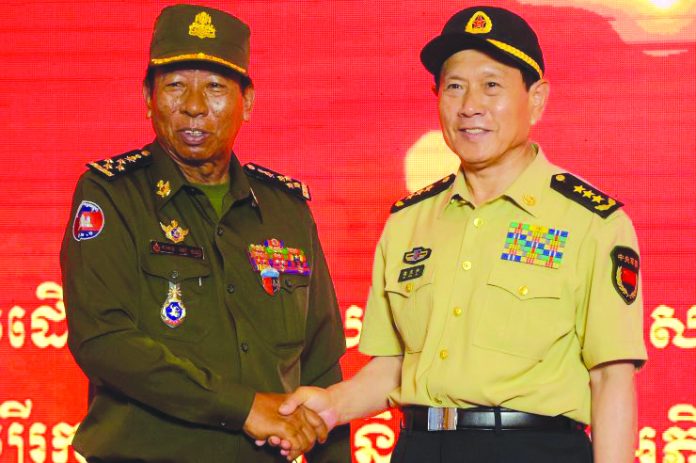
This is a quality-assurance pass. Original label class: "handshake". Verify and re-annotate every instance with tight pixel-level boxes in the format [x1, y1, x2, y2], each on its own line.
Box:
[243, 386, 337, 461]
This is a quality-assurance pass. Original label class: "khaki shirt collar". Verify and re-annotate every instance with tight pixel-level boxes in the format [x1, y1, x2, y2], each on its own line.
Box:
[442, 144, 554, 217]
[146, 140, 255, 212]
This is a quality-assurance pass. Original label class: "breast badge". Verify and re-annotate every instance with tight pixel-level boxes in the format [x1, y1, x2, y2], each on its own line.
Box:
[72, 200, 105, 241]
[398, 265, 425, 282]
[161, 281, 187, 328]
[501, 222, 569, 269]
[611, 246, 640, 305]
[403, 246, 431, 264]
[160, 219, 189, 244]
[248, 238, 310, 296]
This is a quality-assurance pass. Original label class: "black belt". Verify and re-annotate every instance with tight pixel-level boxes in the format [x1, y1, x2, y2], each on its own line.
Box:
[401, 406, 586, 432]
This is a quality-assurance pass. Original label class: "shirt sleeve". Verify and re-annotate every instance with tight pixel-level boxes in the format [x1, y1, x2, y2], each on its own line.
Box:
[61, 174, 255, 431]
[577, 210, 648, 370]
[359, 228, 405, 356]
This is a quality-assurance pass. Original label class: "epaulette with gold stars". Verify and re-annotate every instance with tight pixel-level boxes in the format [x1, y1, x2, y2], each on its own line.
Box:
[243, 163, 311, 201]
[550, 173, 623, 218]
[391, 174, 456, 213]
[87, 149, 152, 180]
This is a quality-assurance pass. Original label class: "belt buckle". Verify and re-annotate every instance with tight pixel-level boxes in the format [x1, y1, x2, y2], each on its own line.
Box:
[427, 407, 458, 431]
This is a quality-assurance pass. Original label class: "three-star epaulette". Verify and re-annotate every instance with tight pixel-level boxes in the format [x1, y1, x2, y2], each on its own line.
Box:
[391, 174, 456, 213]
[87, 149, 152, 180]
[243, 163, 311, 201]
[550, 173, 623, 218]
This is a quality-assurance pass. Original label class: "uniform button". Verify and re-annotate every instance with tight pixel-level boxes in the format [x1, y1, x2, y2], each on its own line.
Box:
[434, 397, 443, 405]
[462, 261, 472, 271]
[226, 284, 235, 294]
[284, 279, 293, 289]
[240, 342, 249, 352]
[405, 282, 414, 293]
[518, 285, 529, 297]
[439, 349, 449, 360]
[473, 217, 484, 228]
[453, 307, 462, 317]
[170, 270, 179, 280]
[216, 226, 224, 236]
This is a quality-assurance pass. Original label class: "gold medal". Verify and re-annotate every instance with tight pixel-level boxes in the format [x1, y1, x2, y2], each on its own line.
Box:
[161, 281, 187, 328]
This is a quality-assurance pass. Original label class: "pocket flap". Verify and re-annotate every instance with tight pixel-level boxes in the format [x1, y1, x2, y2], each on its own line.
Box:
[487, 266, 561, 300]
[140, 254, 211, 280]
[384, 264, 434, 297]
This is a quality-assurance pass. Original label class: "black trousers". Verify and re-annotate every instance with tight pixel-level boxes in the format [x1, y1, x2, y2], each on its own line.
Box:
[391, 428, 593, 463]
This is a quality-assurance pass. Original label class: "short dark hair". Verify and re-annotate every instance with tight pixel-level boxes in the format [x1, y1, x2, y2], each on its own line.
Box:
[434, 49, 539, 92]
[143, 62, 252, 95]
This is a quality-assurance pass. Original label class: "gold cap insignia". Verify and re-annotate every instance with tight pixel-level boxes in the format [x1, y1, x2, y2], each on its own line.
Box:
[465, 11, 493, 34]
[160, 220, 189, 244]
[156, 180, 171, 198]
[189, 12, 216, 39]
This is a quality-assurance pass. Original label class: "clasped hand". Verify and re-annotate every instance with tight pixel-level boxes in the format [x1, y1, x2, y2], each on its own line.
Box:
[245, 388, 336, 461]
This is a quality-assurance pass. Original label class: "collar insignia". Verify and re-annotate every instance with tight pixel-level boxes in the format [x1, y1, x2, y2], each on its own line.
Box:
[550, 173, 623, 218]
[156, 180, 171, 198]
[466, 11, 493, 34]
[188, 12, 216, 39]
[160, 219, 189, 244]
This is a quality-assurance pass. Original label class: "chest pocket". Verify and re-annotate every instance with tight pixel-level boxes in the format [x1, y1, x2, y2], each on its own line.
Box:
[384, 265, 434, 353]
[473, 263, 573, 361]
[140, 255, 212, 343]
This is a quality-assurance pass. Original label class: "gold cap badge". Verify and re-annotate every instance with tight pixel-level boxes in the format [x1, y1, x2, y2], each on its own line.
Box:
[189, 12, 216, 39]
[465, 11, 493, 34]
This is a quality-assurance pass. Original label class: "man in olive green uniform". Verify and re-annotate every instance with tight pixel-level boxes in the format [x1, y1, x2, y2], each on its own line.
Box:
[278, 6, 646, 463]
[61, 5, 349, 462]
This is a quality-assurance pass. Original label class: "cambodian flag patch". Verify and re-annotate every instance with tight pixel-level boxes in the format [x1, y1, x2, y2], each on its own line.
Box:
[72, 200, 105, 241]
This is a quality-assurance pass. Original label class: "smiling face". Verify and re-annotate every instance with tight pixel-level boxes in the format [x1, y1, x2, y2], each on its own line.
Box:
[437, 49, 548, 171]
[144, 63, 254, 171]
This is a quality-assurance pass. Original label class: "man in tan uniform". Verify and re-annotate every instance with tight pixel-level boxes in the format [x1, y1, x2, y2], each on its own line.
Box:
[276, 5, 646, 463]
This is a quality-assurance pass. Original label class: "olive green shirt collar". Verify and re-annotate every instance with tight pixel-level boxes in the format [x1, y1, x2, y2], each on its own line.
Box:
[443, 144, 553, 218]
[146, 140, 259, 216]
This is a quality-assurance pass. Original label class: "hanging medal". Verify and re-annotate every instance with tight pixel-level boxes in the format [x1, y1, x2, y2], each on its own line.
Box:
[161, 281, 187, 328]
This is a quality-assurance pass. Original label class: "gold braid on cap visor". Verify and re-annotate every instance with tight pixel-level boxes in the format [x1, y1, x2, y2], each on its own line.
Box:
[150, 52, 247, 75]
[486, 38, 543, 79]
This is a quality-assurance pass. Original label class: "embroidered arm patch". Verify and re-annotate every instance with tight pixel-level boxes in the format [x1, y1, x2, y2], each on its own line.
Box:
[550, 173, 623, 218]
[611, 246, 640, 305]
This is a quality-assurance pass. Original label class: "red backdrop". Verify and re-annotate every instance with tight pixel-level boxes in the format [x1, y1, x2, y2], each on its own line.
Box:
[0, 1, 694, 462]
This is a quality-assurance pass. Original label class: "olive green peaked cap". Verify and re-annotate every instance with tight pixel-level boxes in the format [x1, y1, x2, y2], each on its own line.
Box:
[149, 4, 250, 78]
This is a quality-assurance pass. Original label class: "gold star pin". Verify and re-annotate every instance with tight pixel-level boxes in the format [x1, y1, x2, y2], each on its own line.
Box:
[573, 185, 585, 193]
[156, 180, 171, 198]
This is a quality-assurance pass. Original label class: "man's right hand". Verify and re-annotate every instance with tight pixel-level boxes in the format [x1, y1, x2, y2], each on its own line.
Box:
[279, 386, 338, 430]
[242, 392, 328, 459]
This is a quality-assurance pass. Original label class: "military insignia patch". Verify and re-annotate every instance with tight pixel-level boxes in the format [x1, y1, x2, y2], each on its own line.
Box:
[501, 222, 569, 269]
[161, 281, 187, 328]
[391, 174, 455, 213]
[72, 200, 105, 241]
[398, 265, 425, 282]
[611, 246, 640, 305]
[156, 180, 171, 198]
[160, 220, 189, 244]
[87, 149, 152, 180]
[403, 247, 432, 264]
[465, 11, 493, 34]
[550, 173, 623, 218]
[243, 163, 311, 201]
[189, 11, 216, 39]
[150, 241, 203, 259]
[248, 239, 310, 295]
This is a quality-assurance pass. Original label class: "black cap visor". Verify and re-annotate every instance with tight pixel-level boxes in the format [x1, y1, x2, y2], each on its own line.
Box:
[421, 34, 540, 82]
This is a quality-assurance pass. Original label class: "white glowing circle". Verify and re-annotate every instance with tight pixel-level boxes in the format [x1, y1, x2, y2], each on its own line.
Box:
[649, 0, 679, 9]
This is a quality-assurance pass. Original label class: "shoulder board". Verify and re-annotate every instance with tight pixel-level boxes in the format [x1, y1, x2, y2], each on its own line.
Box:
[243, 163, 311, 201]
[87, 149, 152, 180]
[391, 174, 455, 213]
[550, 173, 623, 218]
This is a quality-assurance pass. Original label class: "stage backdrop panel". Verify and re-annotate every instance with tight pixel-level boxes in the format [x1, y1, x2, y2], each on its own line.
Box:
[0, 1, 694, 462]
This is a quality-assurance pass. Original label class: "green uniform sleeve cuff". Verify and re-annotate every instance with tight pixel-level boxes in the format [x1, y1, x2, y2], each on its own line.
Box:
[216, 383, 256, 431]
